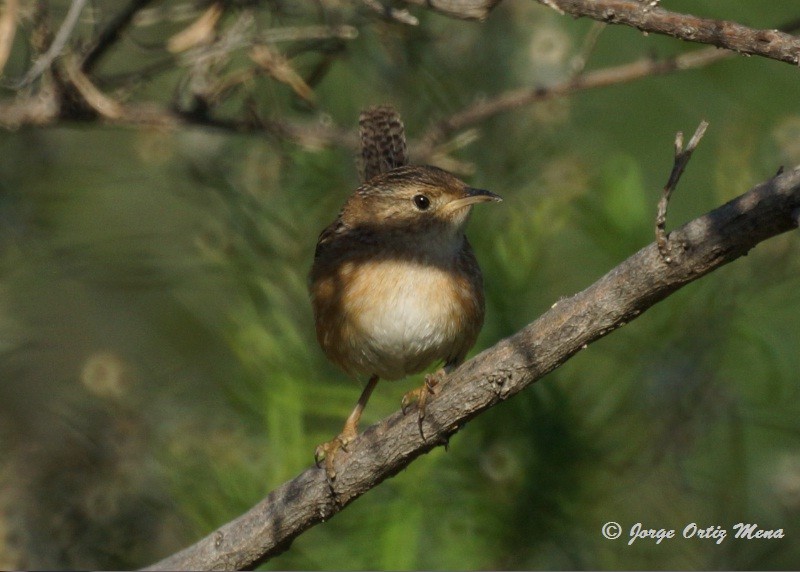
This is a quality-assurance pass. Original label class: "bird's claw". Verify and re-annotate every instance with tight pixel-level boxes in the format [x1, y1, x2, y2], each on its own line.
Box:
[401, 371, 443, 420]
[400, 389, 420, 415]
[314, 435, 352, 481]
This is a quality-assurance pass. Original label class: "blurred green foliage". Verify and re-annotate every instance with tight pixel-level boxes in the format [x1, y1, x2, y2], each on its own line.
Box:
[1, 0, 800, 569]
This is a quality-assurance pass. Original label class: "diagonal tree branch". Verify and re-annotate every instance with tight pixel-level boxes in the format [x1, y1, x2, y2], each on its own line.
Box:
[144, 161, 800, 570]
[405, 0, 800, 65]
[536, 0, 800, 65]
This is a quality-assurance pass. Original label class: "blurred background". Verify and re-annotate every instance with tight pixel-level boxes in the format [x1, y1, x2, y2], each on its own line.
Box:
[1, 0, 799, 569]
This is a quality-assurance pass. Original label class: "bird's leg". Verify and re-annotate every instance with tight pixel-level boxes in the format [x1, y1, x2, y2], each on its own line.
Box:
[315, 374, 379, 480]
[401, 367, 448, 420]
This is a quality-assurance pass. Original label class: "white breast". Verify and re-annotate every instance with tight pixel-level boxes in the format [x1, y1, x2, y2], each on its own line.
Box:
[342, 259, 464, 380]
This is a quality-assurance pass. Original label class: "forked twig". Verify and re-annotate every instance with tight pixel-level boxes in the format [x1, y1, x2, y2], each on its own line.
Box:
[656, 120, 709, 261]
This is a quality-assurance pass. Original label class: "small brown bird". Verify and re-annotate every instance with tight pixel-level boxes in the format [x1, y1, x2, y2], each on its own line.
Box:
[309, 107, 500, 478]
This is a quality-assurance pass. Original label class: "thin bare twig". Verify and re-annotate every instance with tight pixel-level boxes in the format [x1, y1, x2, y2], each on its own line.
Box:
[13, 0, 88, 88]
[418, 45, 730, 155]
[655, 120, 709, 261]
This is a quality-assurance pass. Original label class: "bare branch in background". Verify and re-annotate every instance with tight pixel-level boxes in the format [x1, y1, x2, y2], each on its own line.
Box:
[13, 0, 88, 88]
[0, 32, 742, 148]
[537, 0, 800, 65]
[0, 1, 797, 157]
[417, 44, 732, 157]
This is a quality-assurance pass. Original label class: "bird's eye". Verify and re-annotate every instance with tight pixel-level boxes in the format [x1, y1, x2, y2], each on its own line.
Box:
[412, 194, 431, 210]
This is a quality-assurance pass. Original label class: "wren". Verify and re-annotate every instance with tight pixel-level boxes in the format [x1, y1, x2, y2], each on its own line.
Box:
[309, 106, 500, 478]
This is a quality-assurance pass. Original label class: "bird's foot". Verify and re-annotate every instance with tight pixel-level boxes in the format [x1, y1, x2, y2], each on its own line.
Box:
[401, 369, 445, 420]
[315, 375, 378, 481]
[315, 431, 355, 481]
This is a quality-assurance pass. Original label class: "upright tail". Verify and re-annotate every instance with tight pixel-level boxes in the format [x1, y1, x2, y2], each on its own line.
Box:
[358, 105, 408, 182]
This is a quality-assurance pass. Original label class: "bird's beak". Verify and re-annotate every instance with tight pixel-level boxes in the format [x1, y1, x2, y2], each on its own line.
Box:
[446, 187, 503, 212]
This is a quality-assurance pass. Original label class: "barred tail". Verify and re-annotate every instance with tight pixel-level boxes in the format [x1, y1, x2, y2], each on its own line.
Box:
[358, 105, 408, 182]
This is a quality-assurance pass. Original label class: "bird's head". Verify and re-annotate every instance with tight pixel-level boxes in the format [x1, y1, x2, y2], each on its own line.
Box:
[343, 165, 501, 239]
